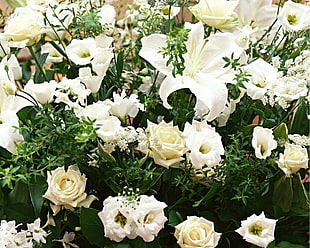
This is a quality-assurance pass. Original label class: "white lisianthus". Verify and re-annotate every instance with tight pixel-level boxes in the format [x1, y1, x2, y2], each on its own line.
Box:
[1, 7, 46, 48]
[144, 120, 187, 168]
[183, 120, 224, 169]
[98, 195, 137, 242]
[43, 165, 97, 215]
[98, 194, 167, 242]
[0, 39, 10, 58]
[41, 43, 64, 64]
[66, 38, 97, 65]
[74, 100, 111, 121]
[95, 116, 122, 142]
[189, 0, 239, 30]
[0, 55, 22, 80]
[252, 126, 277, 159]
[139, 21, 243, 121]
[106, 91, 144, 122]
[277, 143, 308, 176]
[79, 67, 104, 93]
[236, 212, 277, 248]
[91, 49, 114, 77]
[132, 195, 167, 242]
[174, 216, 221, 248]
[45, 3, 76, 40]
[0, 64, 16, 95]
[98, 4, 116, 35]
[278, 0, 310, 32]
[243, 58, 278, 100]
[160, 6, 180, 19]
[23, 80, 57, 105]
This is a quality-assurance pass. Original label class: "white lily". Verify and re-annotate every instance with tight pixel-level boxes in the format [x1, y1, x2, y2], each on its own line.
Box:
[139, 21, 243, 121]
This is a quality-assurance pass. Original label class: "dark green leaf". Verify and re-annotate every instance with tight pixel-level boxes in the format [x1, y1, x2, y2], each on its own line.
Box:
[273, 175, 293, 212]
[276, 241, 305, 248]
[29, 176, 46, 217]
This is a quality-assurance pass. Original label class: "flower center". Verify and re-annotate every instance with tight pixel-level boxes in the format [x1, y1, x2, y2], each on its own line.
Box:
[114, 211, 127, 228]
[287, 14, 297, 25]
[199, 143, 211, 154]
[248, 223, 263, 236]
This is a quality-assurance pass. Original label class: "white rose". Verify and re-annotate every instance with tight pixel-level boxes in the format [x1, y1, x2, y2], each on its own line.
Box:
[2, 7, 46, 48]
[236, 212, 277, 248]
[132, 195, 167, 242]
[146, 120, 187, 168]
[24, 80, 57, 105]
[43, 165, 97, 215]
[189, 0, 239, 30]
[277, 143, 308, 176]
[252, 126, 277, 159]
[174, 216, 221, 248]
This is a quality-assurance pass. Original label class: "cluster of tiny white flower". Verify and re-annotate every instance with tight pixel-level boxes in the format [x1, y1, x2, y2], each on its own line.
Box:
[0, 219, 47, 248]
[263, 50, 310, 109]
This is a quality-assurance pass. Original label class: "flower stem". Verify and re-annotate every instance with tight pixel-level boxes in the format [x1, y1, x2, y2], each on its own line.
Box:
[28, 45, 48, 82]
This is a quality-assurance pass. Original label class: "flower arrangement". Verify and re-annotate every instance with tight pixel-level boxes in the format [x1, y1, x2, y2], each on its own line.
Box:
[0, 0, 309, 247]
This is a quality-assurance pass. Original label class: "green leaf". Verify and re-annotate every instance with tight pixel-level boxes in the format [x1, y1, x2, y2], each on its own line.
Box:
[168, 209, 183, 227]
[80, 207, 110, 247]
[293, 174, 310, 210]
[273, 175, 293, 212]
[289, 98, 309, 135]
[276, 241, 305, 248]
[193, 182, 219, 207]
[273, 123, 288, 141]
[8, 181, 30, 204]
[29, 176, 46, 217]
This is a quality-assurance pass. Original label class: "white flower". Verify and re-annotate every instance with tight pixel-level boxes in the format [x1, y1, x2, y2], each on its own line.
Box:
[66, 38, 97, 65]
[23, 80, 57, 105]
[183, 120, 224, 169]
[79, 67, 104, 93]
[139, 21, 243, 121]
[27, 0, 57, 12]
[43, 165, 97, 215]
[95, 116, 122, 142]
[105, 91, 144, 122]
[97, 4, 116, 34]
[0, 54, 22, 80]
[54, 232, 79, 248]
[41, 43, 64, 64]
[144, 120, 187, 168]
[0, 39, 10, 58]
[236, 212, 277, 248]
[174, 216, 221, 248]
[234, 0, 278, 42]
[98, 196, 137, 242]
[189, 0, 239, 30]
[45, 3, 76, 40]
[132, 195, 167, 242]
[243, 58, 278, 100]
[74, 100, 111, 121]
[277, 143, 308, 176]
[0, 64, 16, 96]
[27, 218, 47, 244]
[251, 126, 277, 159]
[278, 0, 310, 32]
[1, 7, 46, 48]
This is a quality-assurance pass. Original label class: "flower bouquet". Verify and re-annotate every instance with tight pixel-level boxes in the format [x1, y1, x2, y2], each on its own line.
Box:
[0, 0, 309, 247]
